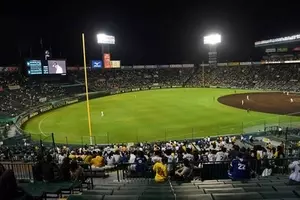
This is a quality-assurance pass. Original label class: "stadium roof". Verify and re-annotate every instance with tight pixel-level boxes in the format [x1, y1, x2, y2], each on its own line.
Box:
[255, 34, 300, 47]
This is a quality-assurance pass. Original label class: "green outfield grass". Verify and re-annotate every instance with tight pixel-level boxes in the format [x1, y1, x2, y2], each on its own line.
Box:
[22, 88, 300, 144]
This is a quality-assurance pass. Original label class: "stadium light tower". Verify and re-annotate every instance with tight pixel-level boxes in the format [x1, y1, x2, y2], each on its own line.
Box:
[96, 33, 115, 68]
[204, 33, 221, 67]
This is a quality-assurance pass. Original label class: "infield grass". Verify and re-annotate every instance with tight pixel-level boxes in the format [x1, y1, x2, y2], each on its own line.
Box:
[22, 88, 300, 144]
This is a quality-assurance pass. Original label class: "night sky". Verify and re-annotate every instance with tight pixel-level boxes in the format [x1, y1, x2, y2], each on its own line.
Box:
[0, 0, 299, 65]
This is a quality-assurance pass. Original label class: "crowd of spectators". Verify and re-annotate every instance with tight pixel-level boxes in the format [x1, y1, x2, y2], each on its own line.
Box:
[2, 63, 300, 118]
[0, 134, 297, 181]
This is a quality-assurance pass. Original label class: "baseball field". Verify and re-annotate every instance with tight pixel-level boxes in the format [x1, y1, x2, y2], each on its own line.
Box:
[22, 88, 300, 144]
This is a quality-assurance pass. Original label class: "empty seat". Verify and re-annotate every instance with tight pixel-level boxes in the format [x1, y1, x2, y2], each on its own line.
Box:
[232, 183, 259, 188]
[273, 185, 300, 192]
[204, 188, 244, 194]
[243, 186, 275, 192]
[260, 191, 298, 199]
[103, 195, 138, 200]
[113, 190, 143, 195]
[172, 185, 197, 189]
[67, 195, 104, 200]
[83, 190, 113, 195]
[94, 186, 121, 190]
[197, 184, 233, 189]
[212, 192, 262, 200]
[259, 182, 286, 187]
[174, 189, 205, 195]
[139, 195, 174, 200]
[176, 194, 213, 200]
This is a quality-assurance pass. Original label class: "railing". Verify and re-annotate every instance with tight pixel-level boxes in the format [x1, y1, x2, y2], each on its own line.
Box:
[1, 162, 34, 180]
[1, 158, 298, 183]
[114, 158, 297, 181]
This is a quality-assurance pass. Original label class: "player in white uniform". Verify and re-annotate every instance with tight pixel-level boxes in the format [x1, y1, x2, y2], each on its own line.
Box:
[242, 100, 244, 105]
[288, 160, 300, 185]
[287, 92, 289, 95]
[290, 98, 294, 103]
[101, 111, 104, 117]
[247, 95, 249, 100]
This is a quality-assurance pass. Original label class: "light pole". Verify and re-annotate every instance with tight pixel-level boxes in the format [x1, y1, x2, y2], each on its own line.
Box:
[204, 33, 221, 67]
[81, 33, 116, 145]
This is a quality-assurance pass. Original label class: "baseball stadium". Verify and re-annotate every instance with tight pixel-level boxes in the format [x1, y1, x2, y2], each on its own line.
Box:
[3, 6, 300, 199]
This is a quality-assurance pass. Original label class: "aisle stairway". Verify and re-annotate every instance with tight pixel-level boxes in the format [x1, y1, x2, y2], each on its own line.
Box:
[68, 175, 300, 200]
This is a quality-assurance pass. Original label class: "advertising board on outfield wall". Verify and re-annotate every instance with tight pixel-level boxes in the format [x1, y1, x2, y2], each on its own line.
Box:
[217, 63, 227, 67]
[239, 62, 252, 66]
[228, 62, 240, 66]
[110, 60, 121, 68]
[170, 64, 182, 68]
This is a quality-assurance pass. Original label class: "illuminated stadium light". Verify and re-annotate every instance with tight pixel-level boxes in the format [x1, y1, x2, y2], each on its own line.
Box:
[96, 33, 115, 44]
[255, 34, 300, 47]
[204, 34, 222, 45]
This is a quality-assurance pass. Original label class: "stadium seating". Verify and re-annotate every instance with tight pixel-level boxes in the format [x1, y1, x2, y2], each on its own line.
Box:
[65, 175, 300, 200]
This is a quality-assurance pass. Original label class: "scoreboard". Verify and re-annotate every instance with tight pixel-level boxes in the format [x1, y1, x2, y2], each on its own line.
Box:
[26, 59, 66, 75]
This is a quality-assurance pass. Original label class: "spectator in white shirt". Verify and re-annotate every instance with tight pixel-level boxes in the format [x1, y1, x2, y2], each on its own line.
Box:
[113, 150, 121, 164]
[208, 150, 216, 162]
[58, 153, 66, 165]
[106, 152, 115, 166]
[152, 150, 162, 163]
[216, 147, 228, 162]
[183, 148, 194, 161]
[288, 160, 300, 185]
[129, 150, 137, 171]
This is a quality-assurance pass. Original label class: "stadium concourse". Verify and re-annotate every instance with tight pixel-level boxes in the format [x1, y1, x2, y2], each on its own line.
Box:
[1, 63, 300, 199]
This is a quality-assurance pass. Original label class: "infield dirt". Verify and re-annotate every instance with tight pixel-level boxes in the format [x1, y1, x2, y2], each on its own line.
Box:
[218, 92, 300, 116]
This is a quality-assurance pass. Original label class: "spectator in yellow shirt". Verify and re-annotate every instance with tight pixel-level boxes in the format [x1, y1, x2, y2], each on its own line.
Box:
[153, 158, 168, 183]
[69, 151, 76, 160]
[83, 152, 93, 164]
[91, 152, 105, 168]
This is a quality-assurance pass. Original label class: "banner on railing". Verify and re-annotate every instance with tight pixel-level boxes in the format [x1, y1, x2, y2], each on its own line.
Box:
[133, 65, 145, 69]
[39, 97, 47, 103]
[29, 112, 39, 118]
[8, 85, 20, 90]
[182, 64, 194, 68]
[252, 62, 262, 65]
[217, 63, 227, 67]
[200, 64, 209, 67]
[40, 105, 53, 113]
[170, 64, 182, 68]
[227, 62, 240, 66]
[145, 65, 157, 69]
[131, 88, 140, 92]
[239, 62, 252, 66]
[121, 66, 132, 69]
[158, 65, 169, 68]
[52, 101, 66, 108]
[66, 99, 79, 105]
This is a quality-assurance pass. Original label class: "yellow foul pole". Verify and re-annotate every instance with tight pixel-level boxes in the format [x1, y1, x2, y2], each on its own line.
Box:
[81, 33, 93, 145]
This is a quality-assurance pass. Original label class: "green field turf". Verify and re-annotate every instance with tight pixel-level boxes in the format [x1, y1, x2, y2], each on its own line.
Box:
[22, 88, 300, 144]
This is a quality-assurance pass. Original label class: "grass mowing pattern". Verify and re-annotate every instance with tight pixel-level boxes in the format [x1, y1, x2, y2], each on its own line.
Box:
[22, 88, 299, 144]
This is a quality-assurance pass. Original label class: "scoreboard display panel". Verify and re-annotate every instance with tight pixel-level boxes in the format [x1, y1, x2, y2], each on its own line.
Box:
[26, 59, 66, 75]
